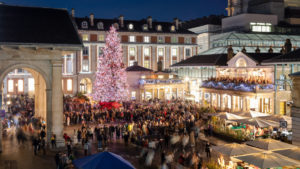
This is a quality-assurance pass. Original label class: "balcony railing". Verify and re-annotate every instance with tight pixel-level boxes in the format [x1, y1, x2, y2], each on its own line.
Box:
[201, 81, 274, 92]
[139, 79, 183, 85]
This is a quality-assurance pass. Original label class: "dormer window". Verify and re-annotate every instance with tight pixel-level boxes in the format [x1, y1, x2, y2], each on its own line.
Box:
[113, 23, 119, 30]
[81, 21, 88, 29]
[143, 24, 148, 31]
[97, 22, 104, 29]
[157, 25, 162, 31]
[128, 24, 134, 30]
[170, 25, 176, 32]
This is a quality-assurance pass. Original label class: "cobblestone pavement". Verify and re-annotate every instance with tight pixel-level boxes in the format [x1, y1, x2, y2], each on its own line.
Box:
[0, 125, 230, 169]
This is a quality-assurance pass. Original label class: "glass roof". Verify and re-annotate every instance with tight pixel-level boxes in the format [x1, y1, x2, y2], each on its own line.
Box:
[201, 46, 282, 55]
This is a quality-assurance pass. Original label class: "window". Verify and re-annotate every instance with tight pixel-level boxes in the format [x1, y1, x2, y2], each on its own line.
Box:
[131, 91, 136, 100]
[158, 36, 164, 43]
[144, 47, 150, 56]
[98, 35, 105, 41]
[158, 48, 164, 56]
[8, 80, 14, 92]
[82, 34, 89, 41]
[250, 22, 272, 32]
[18, 79, 23, 92]
[144, 60, 150, 69]
[97, 22, 104, 29]
[185, 48, 191, 58]
[236, 58, 247, 67]
[17, 69, 23, 73]
[128, 24, 134, 30]
[171, 37, 178, 43]
[67, 79, 72, 92]
[82, 46, 89, 72]
[28, 78, 35, 92]
[157, 25, 162, 31]
[81, 21, 88, 29]
[143, 24, 148, 31]
[172, 48, 178, 56]
[129, 36, 135, 42]
[170, 25, 176, 32]
[129, 60, 136, 66]
[129, 47, 136, 56]
[144, 36, 150, 43]
[98, 47, 104, 57]
[63, 54, 73, 74]
[185, 37, 192, 44]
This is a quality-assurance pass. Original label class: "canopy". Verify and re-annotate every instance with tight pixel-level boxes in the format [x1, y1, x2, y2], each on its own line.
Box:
[235, 152, 300, 169]
[212, 143, 262, 157]
[234, 118, 279, 128]
[274, 148, 300, 161]
[204, 112, 247, 120]
[250, 111, 270, 118]
[246, 138, 297, 151]
[73, 151, 136, 169]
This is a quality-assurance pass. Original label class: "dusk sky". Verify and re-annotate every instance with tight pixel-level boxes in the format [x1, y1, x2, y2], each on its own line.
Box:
[2, 0, 227, 21]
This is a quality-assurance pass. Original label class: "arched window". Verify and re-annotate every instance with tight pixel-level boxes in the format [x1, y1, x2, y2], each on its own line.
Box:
[97, 22, 104, 29]
[157, 25, 162, 31]
[81, 21, 88, 29]
[143, 24, 148, 31]
[170, 25, 176, 32]
[236, 58, 247, 67]
[79, 78, 92, 94]
[113, 23, 119, 29]
[128, 23, 134, 30]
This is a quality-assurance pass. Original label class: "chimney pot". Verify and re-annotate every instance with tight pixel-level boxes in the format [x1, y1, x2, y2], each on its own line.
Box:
[71, 8, 75, 18]
[119, 15, 124, 28]
[174, 18, 179, 30]
[90, 13, 94, 26]
[147, 16, 152, 29]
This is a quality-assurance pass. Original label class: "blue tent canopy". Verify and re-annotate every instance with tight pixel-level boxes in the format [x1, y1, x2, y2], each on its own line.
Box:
[73, 151, 136, 169]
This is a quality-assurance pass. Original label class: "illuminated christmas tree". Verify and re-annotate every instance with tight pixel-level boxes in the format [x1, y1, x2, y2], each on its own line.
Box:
[92, 26, 128, 102]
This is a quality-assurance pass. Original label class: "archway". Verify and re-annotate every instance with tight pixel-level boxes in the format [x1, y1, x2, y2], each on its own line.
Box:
[79, 78, 92, 94]
[1, 67, 47, 120]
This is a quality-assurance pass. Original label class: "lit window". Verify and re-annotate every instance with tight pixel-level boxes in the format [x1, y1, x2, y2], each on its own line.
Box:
[143, 24, 148, 31]
[64, 54, 73, 74]
[128, 24, 134, 30]
[157, 25, 162, 31]
[67, 79, 72, 92]
[170, 25, 176, 32]
[169, 75, 173, 79]
[8, 80, 14, 92]
[250, 23, 272, 32]
[158, 36, 164, 43]
[81, 21, 88, 29]
[171, 37, 178, 43]
[82, 46, 89, 72]
[82, 34, 89, 41]
[158, 48, 164, 56]
[98, 35, 105, 41]
[129, 36, 135, 42]
[144, 47, 150, 56]
[129, 47, 136, 56]
[185, 48, 191, 58]
[144, 36, 150, 43]
[18, 79, 23, 92]
[131, 91, 136, 99]
[97, 22, 104, 29]
[158, 75, 164, 79]
[172, 48, 177, 56]
[141, 75, 146, 79]
[144, 60, 150, 69]
[28, 78, 35, 92]
[185, 37, 192, 44]
[236, 58, 247, 67]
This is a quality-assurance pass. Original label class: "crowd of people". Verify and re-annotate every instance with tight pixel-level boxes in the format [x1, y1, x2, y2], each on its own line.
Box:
[63, 99, 212, 169]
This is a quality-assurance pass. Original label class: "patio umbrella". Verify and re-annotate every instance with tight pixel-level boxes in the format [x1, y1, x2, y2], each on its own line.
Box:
[274, 148, 300, 161]
[234, 118, 279, 128]
[235, 152, 300, 169]
[250, 111, 270, 118]
[246, 138, 297, 151]
[212, 143, 262, 157]
[73, 151, 136, 169]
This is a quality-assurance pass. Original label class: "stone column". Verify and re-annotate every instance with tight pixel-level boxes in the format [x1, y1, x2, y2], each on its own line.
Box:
[242, 97, 246, 112]
[51, 60, 64, 147]
[46, 89, 53, 142]
[220, 94, 223, 111]
[0, 90, 2, 153]
[231, 95, 235, 112]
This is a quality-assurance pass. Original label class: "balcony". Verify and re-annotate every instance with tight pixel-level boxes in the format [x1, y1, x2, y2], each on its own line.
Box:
[139, 79, 183, 85]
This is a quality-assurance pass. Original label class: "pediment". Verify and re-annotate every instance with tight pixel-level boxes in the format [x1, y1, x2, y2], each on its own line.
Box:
[227, 52, 257, 68]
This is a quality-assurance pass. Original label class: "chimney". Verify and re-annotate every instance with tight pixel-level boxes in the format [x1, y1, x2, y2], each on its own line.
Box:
[147, 16, 152, 29]
[71, 8, 75, 18]
[174, 18, 179, 30]
[280, 46, 285, 54]
[285, 39, 292, 54]
[133, 61, 138, 66]
[255, 46, 260, 53]
[227, 45, 234, 60]
[90, 13, 94, 26]
[241, 46, 246, 53]
[119, 15, 124, 28]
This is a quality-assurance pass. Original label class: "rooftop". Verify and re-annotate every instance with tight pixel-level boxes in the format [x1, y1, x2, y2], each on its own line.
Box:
[0, 4, 82, 47]
[171, 54, 228, 67]
[125, 65, 153, 72]
[262, 48, 300, 63]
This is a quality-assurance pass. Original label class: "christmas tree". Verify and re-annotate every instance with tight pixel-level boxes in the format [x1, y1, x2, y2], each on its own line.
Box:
[92, 26, 128, 102]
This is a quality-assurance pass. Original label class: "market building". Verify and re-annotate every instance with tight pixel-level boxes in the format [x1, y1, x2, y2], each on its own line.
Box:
[290, 71, 300, 146]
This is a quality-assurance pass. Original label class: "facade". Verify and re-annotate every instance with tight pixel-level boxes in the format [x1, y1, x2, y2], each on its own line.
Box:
[290, 71, 300, 146]
[199, 52, 277, 114]
[126, 64, 187, 101]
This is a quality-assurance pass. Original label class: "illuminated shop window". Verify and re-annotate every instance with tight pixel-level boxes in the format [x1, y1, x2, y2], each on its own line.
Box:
[8, 80, 14, 92]
[250, 22, 272, 32]
[18, 79, 23, 92]
[67, 79, 73, 92]
[28, 78, 35, 92]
